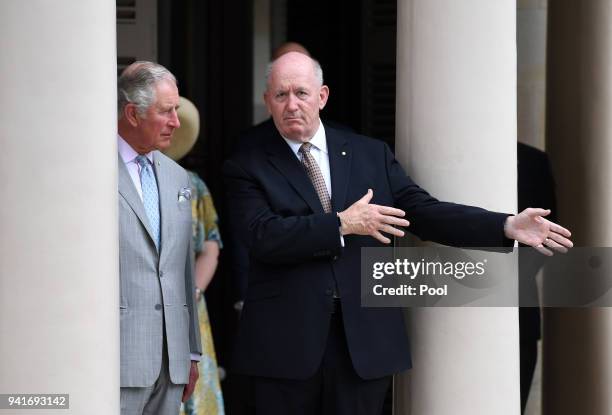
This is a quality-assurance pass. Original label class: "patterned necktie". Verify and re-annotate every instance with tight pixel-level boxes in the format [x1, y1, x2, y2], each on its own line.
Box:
[136, 155, 161, 249]
[299, 142, 332, 213]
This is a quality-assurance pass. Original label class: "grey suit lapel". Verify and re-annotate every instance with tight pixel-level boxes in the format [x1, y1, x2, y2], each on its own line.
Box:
[118, 153, 157, 246]
[153, 151, 175, 266]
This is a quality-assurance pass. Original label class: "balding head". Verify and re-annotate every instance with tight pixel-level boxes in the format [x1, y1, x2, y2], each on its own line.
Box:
[271, 42, 310, 60]
[266, 51, 323, 91]
[264, 52, 329, 142]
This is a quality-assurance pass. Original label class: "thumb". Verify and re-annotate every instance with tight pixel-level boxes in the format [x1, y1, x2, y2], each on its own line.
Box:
[530, 208, 550, 218]
[359, 188, 373, 203]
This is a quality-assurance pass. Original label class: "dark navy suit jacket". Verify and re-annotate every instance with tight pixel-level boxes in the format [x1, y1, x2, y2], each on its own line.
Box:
[223, 125, 512, 380]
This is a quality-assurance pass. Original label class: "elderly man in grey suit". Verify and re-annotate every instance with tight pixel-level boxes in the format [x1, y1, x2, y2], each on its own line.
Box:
[117, 61, 201, 415]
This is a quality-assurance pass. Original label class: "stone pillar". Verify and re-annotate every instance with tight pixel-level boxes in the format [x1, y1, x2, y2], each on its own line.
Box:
[545, 1, 612, 414]
[394, 0, 520, 414]
[0, 1, 118, 414]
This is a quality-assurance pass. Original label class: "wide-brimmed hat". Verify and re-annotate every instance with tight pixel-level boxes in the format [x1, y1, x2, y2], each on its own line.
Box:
[163, 96, 200, 161]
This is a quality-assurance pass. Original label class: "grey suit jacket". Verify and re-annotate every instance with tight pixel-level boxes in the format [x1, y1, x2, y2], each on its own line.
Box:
[118, 150, 201, 387]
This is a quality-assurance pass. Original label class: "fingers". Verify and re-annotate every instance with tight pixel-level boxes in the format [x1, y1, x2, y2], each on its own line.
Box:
[358, 188, 374, 204]
[365, 215, 407, 243]
[547, 231, 573, 248]
[347, 191, 410, 243]
[373, 205, 409, 227]
[376, 204, 406, 217]
[534, 244, 553, 257]
[541, 218, 573, 248]
[370, 223, 405, 243]
[373, 207, 409, 241]
[548, 221, 572, 238]
[543, 237, 568, 253]
[528, 212, 574, 253]
[381, 215, 410, 228]
[380, 224, 405, 238]
[372, 230, 391, 244]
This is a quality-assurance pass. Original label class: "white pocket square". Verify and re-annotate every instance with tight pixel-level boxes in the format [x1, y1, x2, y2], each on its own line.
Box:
[178, 187, 192, 202]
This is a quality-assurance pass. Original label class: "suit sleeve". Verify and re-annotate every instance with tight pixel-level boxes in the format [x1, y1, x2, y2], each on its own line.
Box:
[224, 158, 342, 265]
[383, 143, 514, 248]
[183, 174, 202, 356]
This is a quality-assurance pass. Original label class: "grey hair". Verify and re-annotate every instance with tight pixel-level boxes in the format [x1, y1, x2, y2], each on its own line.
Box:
[117, 61, 177, 118]
[265, 57, 324, 90]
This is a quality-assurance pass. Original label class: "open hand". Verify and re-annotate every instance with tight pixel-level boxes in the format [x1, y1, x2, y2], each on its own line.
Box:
[337, 189, 410, 244]
[504, 208, 573, 256]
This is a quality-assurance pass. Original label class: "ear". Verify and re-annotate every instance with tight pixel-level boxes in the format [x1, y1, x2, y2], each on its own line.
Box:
[123, 103, 140, 127]
[319, 85, 329, 110]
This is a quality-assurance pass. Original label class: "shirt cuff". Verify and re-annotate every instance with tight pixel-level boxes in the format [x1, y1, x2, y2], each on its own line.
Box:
[190, 353, 201, 362]
[337, 212, 345, 247]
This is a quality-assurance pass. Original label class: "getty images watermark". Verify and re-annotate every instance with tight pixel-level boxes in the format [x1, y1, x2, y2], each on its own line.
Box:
[361, 247, 612, 307]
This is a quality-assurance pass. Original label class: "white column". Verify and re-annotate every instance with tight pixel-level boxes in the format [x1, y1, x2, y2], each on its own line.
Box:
[394, 1, 519, 414]
[545, 1, 612, 414]
[0, 1, 118, 414]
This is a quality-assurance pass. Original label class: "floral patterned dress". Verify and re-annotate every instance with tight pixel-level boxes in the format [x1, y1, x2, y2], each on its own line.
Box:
[181, 171, 225, 415]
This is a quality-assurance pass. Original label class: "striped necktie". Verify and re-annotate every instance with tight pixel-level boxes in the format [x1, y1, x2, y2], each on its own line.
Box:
[299, 142, 332, 213]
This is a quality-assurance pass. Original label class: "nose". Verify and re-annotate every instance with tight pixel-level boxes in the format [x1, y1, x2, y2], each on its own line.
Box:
[169, 108, 180, 128]
[286, 93, 299, 112]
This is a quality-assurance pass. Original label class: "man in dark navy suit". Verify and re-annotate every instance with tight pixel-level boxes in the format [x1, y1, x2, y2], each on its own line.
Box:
[224, 51, 572, 415]
[228, 42, 353, 307]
